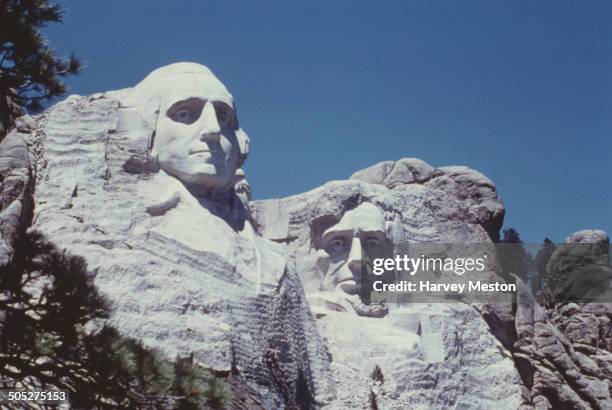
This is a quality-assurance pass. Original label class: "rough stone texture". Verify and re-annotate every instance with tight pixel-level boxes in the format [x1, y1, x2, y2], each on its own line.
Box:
[318, 303, 522, 409]
[0, 129, 33, 266]
[509, 281, 612, 410]
[13, 114, 37, 133]
[9, 89, 334, 408]
[477, 230, 612, 409]
[253, 160, 526, 409]
[253, 162, 612, 409]
[565, 230, 610, 245]
[545, 230, 612, 408]
[0, 92, 24, 140]
[349, 159, 505, 242]
[2, 73, 611, 409]
[350, 157, 435, 187]
[252, 159, 506, 294]
[545, 229, 612, 305]
[435, 165, 505, 242]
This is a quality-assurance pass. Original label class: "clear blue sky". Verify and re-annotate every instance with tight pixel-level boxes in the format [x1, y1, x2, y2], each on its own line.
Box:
[44, 1, 612, 243]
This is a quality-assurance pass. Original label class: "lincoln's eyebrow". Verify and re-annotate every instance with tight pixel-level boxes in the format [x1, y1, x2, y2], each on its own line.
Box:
[358, 229, 386, 237]
[322, 228, 353, 242]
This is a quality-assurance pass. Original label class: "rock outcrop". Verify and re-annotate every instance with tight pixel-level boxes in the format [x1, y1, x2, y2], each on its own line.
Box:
[475, 229, 612, 410]
[253, 159, 612, 409]
[1, 64, 610, 409]
[252, 159, 524, 409]
[0, 64, 334, 409]
[0, 92, 24, 140]
[0, 129, 33, 266]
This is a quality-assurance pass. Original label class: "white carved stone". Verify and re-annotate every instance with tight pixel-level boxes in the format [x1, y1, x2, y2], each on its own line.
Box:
[253, 161, 524, 408]
[25, 63, 334, 408]
[4, 62, 610, 409]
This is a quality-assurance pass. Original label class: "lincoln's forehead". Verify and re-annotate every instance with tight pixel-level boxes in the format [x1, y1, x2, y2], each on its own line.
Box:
[324, 203, 386, 236]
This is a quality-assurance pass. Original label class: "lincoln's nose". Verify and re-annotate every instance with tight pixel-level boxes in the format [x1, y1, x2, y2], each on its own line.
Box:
[347, 237, 363, 278]
[198, 102, 221, 143]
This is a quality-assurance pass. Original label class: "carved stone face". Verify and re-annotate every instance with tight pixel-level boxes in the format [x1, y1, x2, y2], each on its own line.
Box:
[319, 202, 389, 294]
[154, 71, 241, 190]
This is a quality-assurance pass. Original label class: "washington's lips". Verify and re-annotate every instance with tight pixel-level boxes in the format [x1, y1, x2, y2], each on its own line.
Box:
[189, 149, 210, 154]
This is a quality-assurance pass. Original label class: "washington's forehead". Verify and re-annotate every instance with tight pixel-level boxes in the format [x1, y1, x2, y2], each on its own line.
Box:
[160, 73, 232, 104]
[130, 63, 234, 109]
[137, 62, 218, 85]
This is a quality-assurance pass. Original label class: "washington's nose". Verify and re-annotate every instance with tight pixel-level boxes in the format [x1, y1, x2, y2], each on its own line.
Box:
[198, 102, 221, 143]
[347, 237, 363, 275]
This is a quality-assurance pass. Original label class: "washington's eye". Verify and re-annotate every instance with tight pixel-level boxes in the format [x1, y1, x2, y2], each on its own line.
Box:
[167, 98, 204, 125]
[215, 104, 234, 127]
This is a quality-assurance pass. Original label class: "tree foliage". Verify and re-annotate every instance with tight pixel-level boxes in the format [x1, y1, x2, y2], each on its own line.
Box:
[0, 0, 82, 112]
[498, 227, 533, 284]
[0, 231, 229, 409]
[534, 238, 556, 288]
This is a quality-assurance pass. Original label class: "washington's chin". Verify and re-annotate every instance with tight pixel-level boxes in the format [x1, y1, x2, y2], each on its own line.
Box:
[162, 163, 236, 190]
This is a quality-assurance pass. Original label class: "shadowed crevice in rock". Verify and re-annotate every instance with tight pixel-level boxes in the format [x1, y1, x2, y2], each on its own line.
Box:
[0, 131, 34, 266]
[229, 267, 333, 408]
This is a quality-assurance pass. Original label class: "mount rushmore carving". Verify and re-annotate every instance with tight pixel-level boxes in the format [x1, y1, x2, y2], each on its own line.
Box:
[1, 62, 610, 409]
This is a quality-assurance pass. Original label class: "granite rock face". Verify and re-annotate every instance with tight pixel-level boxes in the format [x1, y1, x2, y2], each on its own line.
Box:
[565, 230, 610, 245]
[1, 65, 611, 409]
[0, 130, 33, 266]
[0, 92, 24, 140]
[253, 160, 612, 409]
[476, 229, 612, 409]
[545, 230, 612, 408]
[350, 159, 505, 242]
[252, 159, 525, 409]
[0, 64, 335, 409]
[547, 230, 612, 356]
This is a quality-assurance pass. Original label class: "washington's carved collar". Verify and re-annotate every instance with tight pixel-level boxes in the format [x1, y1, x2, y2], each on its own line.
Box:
[184, 182, 248, 232]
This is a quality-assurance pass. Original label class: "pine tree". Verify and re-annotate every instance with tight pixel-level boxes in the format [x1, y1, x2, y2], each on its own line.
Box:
[0, 0, 82, 113]
[0, 230, 135, 408]
[501, 228, 521, 243]
[534, 238, 556, 291]
[498, 227, 532, 284]
[0, 231, 230, 409]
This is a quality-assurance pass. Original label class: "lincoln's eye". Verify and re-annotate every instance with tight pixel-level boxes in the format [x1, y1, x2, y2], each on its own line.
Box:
[326, 236, 348, 254]
[331, 238, 345, 247]
[364, 238, 381, 249]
